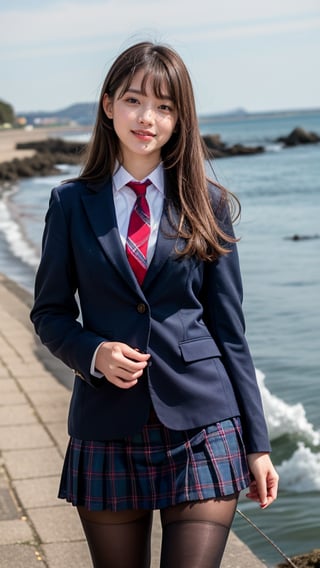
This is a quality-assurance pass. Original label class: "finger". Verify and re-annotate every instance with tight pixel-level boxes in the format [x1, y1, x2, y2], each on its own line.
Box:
[106, 375, 139, 389]
[263, 475, 279, 507]
[259, 483, 278, 509]
[268, 484, 278, 502]
[123, 360, 149, 373]
[247, 471, 268, 507]
[117, 377, 138, 389]
[106, 362, 147, 385]
[122, 345, 151, 362]
[246, 482, 260, 502]
[115, 380, 138, 390]
[257, 481, 268, 508]
[111, 364, 146, 381]
[113, 351, 150, 372]
[260, 494, 275, 509]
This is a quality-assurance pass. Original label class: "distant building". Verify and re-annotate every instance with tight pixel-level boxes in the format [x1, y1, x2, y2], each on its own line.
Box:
[16, 116, 28, 127]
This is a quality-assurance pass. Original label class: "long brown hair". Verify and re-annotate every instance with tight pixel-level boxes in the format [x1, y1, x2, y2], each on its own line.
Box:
[78, 41, 240, 260]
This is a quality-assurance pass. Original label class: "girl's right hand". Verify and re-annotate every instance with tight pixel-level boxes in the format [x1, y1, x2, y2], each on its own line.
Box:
[95, 342, 150, 389]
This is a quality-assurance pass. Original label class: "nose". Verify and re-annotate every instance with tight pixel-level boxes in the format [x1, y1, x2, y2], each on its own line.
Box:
[138, 106, 154, 124]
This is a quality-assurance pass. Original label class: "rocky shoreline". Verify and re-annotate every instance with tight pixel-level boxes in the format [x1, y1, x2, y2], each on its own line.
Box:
[0, 126, 318, 183]
[277, 548, 320, 568]
[0, 138, 84, 182]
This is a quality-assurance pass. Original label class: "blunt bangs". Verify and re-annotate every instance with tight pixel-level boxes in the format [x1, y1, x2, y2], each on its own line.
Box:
[116, 61, 178, 106]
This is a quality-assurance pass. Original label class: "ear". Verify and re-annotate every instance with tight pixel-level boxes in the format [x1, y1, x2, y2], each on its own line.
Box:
[103, 93, 113, 119]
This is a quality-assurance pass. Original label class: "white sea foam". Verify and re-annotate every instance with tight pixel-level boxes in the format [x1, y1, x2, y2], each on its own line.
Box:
[63, 133, 91, 144]
[277, 442, 320, 492]
[256, 369, 320, 446]
[265, 143, 283, 152]
[0, 199, 39, 268]
[32, 164, 74, 186]
[256, 369, 320, 493]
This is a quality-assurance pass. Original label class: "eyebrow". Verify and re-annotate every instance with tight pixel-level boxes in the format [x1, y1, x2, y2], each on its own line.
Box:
[125, 87, 173, 101]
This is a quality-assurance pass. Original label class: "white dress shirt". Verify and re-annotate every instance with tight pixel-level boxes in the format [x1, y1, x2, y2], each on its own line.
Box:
[90, 162, 165, 376]
[112, 163, 165, 264]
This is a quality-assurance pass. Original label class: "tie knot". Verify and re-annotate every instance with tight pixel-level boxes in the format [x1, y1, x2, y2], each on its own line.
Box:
[127, 179, 151, 197]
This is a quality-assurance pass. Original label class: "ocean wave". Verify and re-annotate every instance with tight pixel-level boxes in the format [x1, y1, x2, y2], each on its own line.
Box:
[0, 198, 39, 268]
[32, 163, 79, 186]
[264, 143, 283, 152]
[256, 369, 320, 493]
[256, 369, 320, 446]
[277, 442, 320, 492]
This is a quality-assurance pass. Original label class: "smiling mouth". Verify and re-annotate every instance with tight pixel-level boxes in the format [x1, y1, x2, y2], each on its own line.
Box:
[132, 130, 155, 139]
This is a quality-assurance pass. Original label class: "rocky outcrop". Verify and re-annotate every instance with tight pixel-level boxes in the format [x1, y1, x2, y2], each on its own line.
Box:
[0, 138, 84, 182]
[2, 125, 319, 183]
[278, 548, 320, 567]
[285, 234, 320, 241]
[16, 138, 85, 156]
[202, 134, 264, 158]
[277, 127, 320, 146]
[0, 135, 267, 183]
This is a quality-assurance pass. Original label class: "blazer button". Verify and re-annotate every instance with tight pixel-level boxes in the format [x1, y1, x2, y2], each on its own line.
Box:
[137, 302, 147, 314]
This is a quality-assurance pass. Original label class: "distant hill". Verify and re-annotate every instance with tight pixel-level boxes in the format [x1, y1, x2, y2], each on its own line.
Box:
[18, 103, 97, 126]
[18, 103, 319, 129]
[19, 103, 248, 128]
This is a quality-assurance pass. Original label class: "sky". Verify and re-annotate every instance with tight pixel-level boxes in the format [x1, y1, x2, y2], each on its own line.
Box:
[1, 0, 319, 116]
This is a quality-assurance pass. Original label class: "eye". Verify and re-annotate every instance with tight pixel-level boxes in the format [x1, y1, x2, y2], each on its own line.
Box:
[159, 103, 174, 112]
[125, 96, 140, 104]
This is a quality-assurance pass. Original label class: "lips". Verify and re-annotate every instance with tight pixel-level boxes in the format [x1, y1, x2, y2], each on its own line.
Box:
[132, 129, 155, 139]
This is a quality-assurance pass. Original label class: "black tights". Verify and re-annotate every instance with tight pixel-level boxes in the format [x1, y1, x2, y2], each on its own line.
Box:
[77, 495, 238, 568]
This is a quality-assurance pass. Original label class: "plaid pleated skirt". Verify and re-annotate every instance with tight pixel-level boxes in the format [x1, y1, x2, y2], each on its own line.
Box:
[58, 415, 251, 511]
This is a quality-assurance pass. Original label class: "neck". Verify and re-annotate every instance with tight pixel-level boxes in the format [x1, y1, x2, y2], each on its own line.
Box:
[121, 155, 161, 181]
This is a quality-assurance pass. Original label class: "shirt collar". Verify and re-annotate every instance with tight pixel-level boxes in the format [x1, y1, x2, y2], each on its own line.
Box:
[113, 163, 164, 195]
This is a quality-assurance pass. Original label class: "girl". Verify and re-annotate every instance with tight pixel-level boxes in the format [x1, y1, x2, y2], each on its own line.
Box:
[31, 41, 278, 568]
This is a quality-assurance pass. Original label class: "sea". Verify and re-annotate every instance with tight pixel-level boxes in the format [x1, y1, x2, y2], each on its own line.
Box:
[0, 109, 319, 567]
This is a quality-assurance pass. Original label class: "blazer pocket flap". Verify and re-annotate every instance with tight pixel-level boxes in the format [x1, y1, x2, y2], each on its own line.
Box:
[179, 337, 221, 362]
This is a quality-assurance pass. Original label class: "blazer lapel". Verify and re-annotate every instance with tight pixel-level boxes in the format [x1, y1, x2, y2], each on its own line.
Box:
[81, 179, 140, 291]
[143, 199, 179, 290]
[81, 178, 180, 293]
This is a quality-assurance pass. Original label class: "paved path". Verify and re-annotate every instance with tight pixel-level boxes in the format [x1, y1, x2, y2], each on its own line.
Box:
[0, 272, 267, 567]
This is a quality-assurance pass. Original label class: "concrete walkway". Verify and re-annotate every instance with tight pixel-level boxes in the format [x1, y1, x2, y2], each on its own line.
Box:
[0, 272, 267, 567]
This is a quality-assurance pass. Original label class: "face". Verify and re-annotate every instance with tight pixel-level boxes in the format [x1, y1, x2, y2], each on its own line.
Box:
[103, 68, 178, 174]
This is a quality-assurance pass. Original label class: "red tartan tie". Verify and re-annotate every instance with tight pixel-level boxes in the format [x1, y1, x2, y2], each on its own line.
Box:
[126, 180, 152, 285]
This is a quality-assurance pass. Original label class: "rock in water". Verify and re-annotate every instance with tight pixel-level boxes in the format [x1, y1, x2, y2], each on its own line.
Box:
[277, 127, 320, 146]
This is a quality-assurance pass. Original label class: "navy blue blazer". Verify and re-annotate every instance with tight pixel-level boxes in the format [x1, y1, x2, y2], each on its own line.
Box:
[30, 177, 271, 453]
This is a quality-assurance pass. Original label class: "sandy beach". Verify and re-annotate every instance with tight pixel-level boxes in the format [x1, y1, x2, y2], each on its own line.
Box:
[0, 126, 91, 163]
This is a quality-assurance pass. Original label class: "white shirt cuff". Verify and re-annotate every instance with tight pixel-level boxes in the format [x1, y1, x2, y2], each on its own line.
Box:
[90, 343, 105, 378]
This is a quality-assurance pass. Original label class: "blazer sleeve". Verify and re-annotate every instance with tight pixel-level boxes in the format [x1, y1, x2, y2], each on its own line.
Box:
[30, 186, 106, 388]
[201, 187, 271, 453]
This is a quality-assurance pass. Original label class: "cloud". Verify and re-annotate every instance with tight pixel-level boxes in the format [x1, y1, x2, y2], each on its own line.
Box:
[183, 15, 320, 42]
[1, 0, 319, 113]
[1, 0, 320, 52]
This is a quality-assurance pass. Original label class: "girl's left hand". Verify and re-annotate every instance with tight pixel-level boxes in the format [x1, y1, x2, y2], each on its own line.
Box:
[246, 453, 279, 509]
